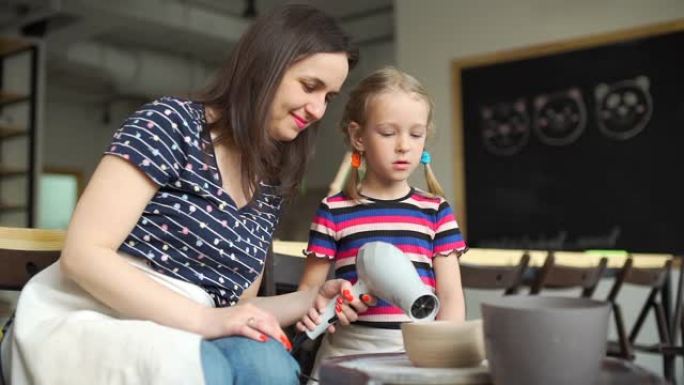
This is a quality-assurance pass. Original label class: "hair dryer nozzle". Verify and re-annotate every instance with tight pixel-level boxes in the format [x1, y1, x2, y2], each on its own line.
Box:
[411, 294, 439, 320]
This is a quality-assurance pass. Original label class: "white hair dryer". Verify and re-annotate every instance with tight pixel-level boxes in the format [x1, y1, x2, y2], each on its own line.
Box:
[305, 241, 440, 340]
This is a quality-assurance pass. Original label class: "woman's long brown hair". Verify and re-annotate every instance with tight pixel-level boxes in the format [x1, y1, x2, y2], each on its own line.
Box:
[197, 4, 358, 201]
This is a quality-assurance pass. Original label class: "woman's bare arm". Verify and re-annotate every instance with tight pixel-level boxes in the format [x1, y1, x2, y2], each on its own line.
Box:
[60, 156, 287, 342]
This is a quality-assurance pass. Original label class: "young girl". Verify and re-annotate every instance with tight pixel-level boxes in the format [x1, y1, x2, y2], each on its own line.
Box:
[297, 67, 468, 381]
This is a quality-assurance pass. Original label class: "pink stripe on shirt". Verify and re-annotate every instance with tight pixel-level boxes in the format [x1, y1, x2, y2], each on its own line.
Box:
[362, 306, 406, 316]
[336, 244, 434, 260]
[312, 216, 336, 231]
[338, 215, 433, 230]
[308, 245, 336, 257]
[409, 194, 441, 203]
[436, 213, 457, 229]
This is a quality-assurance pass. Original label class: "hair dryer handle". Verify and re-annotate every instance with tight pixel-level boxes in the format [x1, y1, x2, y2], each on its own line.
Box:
[304, 281, 367, 340]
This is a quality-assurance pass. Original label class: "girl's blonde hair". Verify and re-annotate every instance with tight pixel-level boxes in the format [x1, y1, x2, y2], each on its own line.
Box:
[339, 66, 445, 200]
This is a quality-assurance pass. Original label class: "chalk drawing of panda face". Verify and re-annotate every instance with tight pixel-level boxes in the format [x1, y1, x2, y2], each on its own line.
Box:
[532, 88, 586, 146]
[480, 99, 530, 156]
[595, 76, 652, 140]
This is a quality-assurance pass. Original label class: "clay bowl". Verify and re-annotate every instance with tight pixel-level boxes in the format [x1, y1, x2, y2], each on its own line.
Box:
[482, 296, 611, 385]
[401, 319, 485, 368]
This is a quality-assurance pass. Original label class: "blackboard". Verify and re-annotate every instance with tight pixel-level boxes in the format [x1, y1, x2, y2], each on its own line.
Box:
[452, 20, 684, 253]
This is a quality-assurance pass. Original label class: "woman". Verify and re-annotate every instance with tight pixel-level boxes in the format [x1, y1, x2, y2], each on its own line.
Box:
[2, 4, 364, 385]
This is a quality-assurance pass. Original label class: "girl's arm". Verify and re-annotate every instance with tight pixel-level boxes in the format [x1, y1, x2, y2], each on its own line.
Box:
[60, 156, 287, 343]
[297, 255, 333, 292]
[433, 252, 466, 321]
[296, 256, 335, 329]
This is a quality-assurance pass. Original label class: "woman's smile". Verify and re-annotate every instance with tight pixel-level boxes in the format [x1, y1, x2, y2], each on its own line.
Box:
[291, 113, 309, 130]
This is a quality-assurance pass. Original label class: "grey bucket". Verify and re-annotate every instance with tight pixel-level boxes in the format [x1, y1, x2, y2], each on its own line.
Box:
[481, 296, 611, 385]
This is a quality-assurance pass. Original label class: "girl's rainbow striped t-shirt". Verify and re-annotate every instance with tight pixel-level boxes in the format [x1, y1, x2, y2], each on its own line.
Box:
[306, 188, 467, 328]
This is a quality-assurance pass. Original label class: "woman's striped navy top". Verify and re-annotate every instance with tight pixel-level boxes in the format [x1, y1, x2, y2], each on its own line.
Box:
[105, 96, 283, 307]
[306, 188, 467, 328]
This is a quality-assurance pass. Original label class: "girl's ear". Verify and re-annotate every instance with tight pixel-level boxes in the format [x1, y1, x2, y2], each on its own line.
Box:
[348, 122, 365, 152]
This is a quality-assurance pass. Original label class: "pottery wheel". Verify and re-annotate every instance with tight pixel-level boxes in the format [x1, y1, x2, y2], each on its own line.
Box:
[320, 354, 665, 385]
[332, 354, 491, 385]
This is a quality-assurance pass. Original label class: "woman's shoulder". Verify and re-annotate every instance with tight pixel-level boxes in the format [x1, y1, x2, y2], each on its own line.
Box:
[130, 96, 205, 129]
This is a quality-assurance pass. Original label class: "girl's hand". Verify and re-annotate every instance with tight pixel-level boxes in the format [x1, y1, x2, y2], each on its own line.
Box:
[198, 303, 292, 351]
[296, 279, 374, 334]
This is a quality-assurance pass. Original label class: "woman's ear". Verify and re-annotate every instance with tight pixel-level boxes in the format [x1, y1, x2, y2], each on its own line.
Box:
[348, 122, 365, 152]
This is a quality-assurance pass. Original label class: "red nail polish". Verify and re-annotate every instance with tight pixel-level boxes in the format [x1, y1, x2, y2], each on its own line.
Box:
[337, 296, 344, 304]
[361, 294, 371, 303]
[343, 290, 353, 301]
[280, 335, 292, 351]
[335, 304, 342, 313]
[259, 334, 268, 342]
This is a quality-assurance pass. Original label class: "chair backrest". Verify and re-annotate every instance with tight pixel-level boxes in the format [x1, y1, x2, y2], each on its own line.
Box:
[607, 258, 672, 302]
[461, 252, 530, 295]
[0, 227, 64, 291]
[606, 257, 673, 359]
[668, 255, 684, 352]
[530, 251, 608, 298]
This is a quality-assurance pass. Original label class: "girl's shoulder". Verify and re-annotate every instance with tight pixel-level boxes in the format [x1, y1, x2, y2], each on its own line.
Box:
[322, 190, 352, 203]
[409, 187, 447, 206]
[318, 191, 361, 210]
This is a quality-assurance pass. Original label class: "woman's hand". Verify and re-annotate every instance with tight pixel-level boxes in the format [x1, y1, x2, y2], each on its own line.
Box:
[296, 279, 373, 334]
[198, 303, 292, 351]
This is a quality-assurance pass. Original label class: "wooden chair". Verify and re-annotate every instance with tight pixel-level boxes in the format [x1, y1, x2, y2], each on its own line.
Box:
[0, 227, 64, 290]
[0, 227, 64, 385]
[654, 257, 684, 385]
[605, 257, 674, 382]
[460, 251, 530, 295]
[530, 250, 608, 298]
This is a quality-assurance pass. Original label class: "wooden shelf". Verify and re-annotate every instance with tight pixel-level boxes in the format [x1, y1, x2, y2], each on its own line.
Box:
[0, 124, 27, 139]
[0, 37, 31, 57]
[0, 166, 27, 177]
[0, 36, 37, 227]
[0, 91, 29, 107]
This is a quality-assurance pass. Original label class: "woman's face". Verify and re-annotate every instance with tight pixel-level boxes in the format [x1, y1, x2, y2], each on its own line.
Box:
[267, 52, 349, 142]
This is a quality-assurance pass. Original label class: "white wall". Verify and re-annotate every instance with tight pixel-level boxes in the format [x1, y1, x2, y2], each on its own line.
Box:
[394, 1, 684, 379]
[42, 95, 138, 181]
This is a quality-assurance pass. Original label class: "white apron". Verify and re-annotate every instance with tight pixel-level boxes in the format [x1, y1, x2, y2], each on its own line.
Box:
[1, 255, 213, 385]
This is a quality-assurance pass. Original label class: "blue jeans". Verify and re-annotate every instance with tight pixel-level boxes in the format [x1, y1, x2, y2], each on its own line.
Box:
[201, 336, 299, 385]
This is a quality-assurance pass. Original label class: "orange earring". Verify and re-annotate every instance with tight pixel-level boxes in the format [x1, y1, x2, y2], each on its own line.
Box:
[351, 151, 362, 169]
